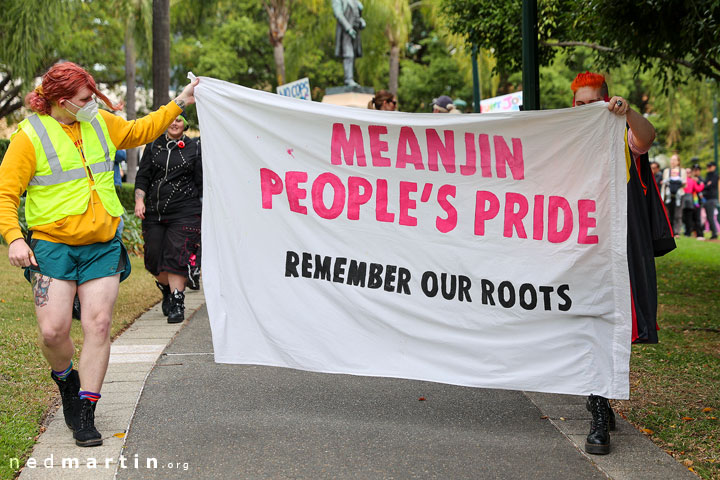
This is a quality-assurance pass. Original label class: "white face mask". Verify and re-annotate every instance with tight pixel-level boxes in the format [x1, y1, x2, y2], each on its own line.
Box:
[65, 99, 99, 122]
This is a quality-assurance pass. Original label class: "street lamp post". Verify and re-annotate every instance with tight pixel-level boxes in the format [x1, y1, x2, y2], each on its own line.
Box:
[521, 0, 540, 110]
[713, 87, 718, 165]
[472, 42, 481, 113]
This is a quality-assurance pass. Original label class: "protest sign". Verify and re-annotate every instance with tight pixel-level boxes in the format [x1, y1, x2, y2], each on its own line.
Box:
[481, 91, 523, 113]
[276, 77, 311, 100]
[195, 76, 631, 398]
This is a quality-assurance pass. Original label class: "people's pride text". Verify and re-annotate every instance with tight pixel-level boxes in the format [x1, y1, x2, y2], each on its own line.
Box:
[260, 123, 599, 244]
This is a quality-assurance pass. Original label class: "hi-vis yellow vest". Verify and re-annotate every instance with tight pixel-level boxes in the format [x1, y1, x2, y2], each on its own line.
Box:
[15, 113, 124, 227]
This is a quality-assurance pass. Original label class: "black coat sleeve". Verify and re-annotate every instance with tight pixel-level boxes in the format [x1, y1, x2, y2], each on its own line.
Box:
[638, 153, 676, 257]
[134, 142, 155, 193]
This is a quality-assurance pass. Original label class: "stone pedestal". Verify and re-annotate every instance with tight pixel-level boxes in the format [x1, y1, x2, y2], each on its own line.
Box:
[322, 85, 375, 108]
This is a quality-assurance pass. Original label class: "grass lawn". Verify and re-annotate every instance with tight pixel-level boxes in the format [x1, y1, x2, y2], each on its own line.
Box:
[0, 245, 160, 480]
[613, 236, 720, 479]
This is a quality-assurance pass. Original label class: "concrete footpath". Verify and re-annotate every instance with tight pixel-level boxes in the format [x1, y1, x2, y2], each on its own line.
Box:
[17, 291, 696, 480]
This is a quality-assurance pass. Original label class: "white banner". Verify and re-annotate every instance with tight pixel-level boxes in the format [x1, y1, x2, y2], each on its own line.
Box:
[195, 76, 631, 399]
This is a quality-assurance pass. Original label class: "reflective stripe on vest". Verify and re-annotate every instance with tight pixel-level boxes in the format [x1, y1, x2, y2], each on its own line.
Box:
[26, 114, 114, 186]
[22, 113, 123, 227]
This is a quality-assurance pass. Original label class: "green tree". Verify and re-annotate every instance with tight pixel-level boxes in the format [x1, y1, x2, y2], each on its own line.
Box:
[171, 1, 275, 90]
[0, 1, 72, 119]
[113, 0, 153, 182]
[441, 0, 720, 86]
[364, 0, 411, 95]
[396, 3, 473, 112]
[263, 0, 294, 86]
[282, 0, 343, 95]
[1, 0, 126, 121]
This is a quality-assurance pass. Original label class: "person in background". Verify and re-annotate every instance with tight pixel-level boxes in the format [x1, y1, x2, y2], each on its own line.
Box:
[570, 71, 675, 456]
[704, 161, 718, 240]
[683, 163, 705, 239]
[367, 90, 397, 111]
[134, 112, 202, 324]
[431, 95, 460, 114]
[650, 161, 663, 189]
[0, 61, 198, 447]
[661, 154, 687, 236]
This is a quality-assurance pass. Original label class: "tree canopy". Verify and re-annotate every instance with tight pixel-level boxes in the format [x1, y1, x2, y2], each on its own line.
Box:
[442, 0, 720, 85]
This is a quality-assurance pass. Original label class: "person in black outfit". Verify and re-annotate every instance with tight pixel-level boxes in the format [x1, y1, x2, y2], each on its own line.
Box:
[134, 113, 202, 322]
[704, 162, 718, 240]
[571, 72, 676, 455]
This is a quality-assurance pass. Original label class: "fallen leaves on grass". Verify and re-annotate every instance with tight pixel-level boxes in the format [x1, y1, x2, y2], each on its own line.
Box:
[641, 428, 654, 435]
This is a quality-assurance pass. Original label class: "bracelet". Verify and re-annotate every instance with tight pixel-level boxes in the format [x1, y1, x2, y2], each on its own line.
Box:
[174, 98, 186, 109]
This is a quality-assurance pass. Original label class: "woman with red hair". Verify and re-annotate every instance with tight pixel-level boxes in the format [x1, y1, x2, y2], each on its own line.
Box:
[0, 61, 198, 447]
[570, 71, 675, 456]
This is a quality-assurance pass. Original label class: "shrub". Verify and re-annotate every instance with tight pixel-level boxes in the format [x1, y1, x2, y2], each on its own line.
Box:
[121, 211, 144, 256]
[116, 183, 136, 211]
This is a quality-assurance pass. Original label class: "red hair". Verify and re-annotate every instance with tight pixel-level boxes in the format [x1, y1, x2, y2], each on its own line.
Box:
[571, 71, 610, 106]
[25, 62, 122, 115]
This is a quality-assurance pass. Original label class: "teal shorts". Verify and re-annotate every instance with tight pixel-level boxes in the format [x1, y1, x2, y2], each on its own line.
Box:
[24, 234, 131, 285]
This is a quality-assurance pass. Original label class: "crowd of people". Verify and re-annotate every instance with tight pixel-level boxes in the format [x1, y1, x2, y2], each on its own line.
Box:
[655, 154, 719, 240]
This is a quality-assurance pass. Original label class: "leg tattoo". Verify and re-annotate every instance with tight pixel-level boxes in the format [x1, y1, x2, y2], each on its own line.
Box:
[32, 274, 52, 307]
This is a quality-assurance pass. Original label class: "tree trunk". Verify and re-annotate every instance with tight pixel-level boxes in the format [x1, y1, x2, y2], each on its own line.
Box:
[124, 17, 139, 184]
[152, 0, 170, 110]
[273, 42, 286, 86]
[389, 44, 400, 95]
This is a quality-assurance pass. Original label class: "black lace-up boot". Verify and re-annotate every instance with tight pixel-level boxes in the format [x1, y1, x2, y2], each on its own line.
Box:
[156, 281, 171, 316]
[73, 399, 102, 447]
[50, 369, 80, 431]
[72, 294, 81, 320]
[167, 289, 185, 323]
[585, 394, 611, 454]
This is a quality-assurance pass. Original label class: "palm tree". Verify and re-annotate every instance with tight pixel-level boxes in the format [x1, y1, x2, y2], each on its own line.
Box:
[152, 0, 171, 109]
[0, 1, 69, 119]
[371, 0, 411, 95]
[263, 0, 295, 86]
[114, 0, 152, 182]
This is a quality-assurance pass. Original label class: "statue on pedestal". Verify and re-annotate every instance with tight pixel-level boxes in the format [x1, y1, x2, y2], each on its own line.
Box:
[332, 0, 366, 88]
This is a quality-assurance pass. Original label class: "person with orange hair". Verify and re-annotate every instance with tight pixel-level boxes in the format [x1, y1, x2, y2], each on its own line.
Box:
[571, 71, 656, 155]
[570, 71, 675, 455]
[0, 61, 198, 447]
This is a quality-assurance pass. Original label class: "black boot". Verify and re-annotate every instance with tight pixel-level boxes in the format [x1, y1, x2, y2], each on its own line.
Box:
[187, 264, 201, 290]
[167, 289, 185, 323]
[72, 294, 81, 321]
[50, 369, 80, 431]
[73, 398, 102, 447]
[585, 394, 611, 455]
[156, 281, 171, 316]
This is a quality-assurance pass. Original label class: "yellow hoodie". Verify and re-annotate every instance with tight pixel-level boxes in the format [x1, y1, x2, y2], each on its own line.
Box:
[0, 102, 181, 246]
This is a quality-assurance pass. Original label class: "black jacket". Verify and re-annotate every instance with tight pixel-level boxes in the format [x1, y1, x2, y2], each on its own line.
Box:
[705, 170, 718, 199]
[135, 134, 202, 221]
[627, 151, 676, 344]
